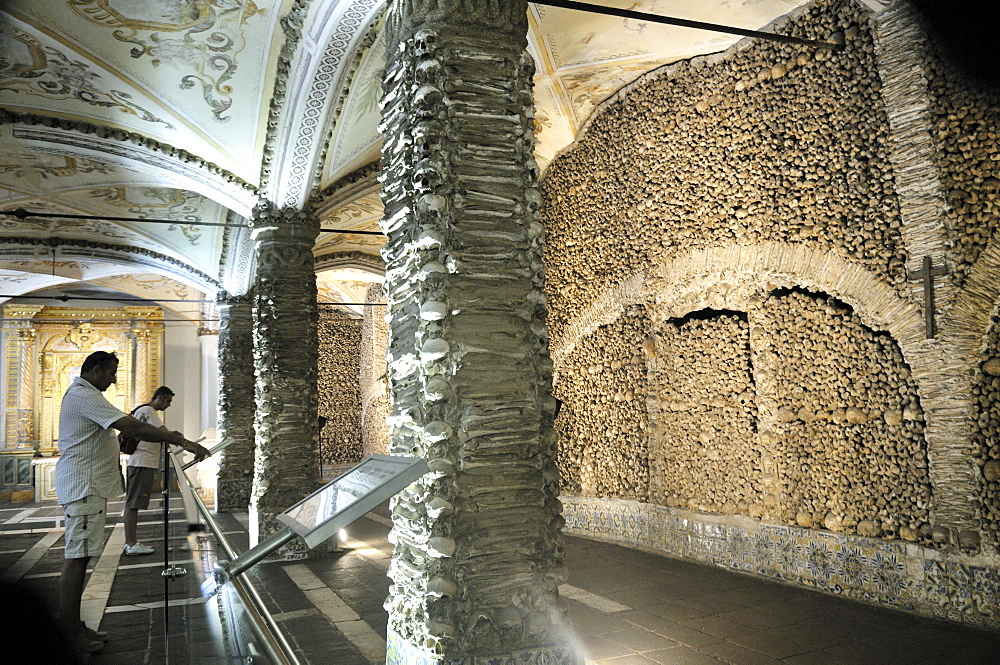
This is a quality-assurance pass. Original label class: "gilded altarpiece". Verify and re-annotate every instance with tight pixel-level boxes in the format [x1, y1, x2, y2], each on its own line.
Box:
[0, 305, 163, 491]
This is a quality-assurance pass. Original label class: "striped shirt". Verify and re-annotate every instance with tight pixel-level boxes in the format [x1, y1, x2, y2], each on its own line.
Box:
[55, 377, 128, 505]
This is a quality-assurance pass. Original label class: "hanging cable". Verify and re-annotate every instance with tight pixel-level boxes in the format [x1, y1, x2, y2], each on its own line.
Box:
[531, 0, 846, 51]
[0, 294, 386, 306]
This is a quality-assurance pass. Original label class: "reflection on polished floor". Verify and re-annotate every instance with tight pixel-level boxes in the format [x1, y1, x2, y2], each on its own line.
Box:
[0, 493, 997, 665]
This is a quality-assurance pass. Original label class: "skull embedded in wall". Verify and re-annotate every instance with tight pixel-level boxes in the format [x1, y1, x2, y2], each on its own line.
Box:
[413, 28, 438, 57]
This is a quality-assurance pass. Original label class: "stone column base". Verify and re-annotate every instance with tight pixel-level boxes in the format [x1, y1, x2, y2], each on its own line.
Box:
[215, 478, 252, 513]
[385, 629, 581, 665]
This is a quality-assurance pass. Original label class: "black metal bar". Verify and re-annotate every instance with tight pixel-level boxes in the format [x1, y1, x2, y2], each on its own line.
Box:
[0, 294, 385, 307]
[1, 208, 239, 228]
[318, 229, 384, 235]
[2, 207, 384, 235]
[161, 440, 171, 661]
[531, 0, 846, 51]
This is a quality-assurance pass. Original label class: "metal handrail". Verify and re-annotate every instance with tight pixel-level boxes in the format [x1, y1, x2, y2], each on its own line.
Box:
[172, 454, 301, 665]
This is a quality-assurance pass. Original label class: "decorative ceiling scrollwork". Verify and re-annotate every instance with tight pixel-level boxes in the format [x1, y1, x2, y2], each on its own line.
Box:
[1, 0, 809, 316]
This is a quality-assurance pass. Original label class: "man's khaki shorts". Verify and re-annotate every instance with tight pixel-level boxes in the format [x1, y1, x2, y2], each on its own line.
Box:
[62, 495, 107, 559]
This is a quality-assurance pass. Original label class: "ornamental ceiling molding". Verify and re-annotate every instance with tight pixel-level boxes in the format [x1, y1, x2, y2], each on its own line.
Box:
[263, 0, 384, 209]
[314, 250, 384, 275]
[257, 0, 313, 195]
[88, 186, 206, 245]
[0, 236, 219, 292]
[217, 209, 256, 297]
[0, 202, 150, 247]
[100, 273, 193, 300]
[2, 110, 257, 214]
[315, 13, 383, 188]
[0, 153, 113, 180]
[312, 161, 379, 217]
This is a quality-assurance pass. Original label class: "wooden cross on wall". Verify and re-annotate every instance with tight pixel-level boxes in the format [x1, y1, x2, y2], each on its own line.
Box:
[907, 256, 948, 339]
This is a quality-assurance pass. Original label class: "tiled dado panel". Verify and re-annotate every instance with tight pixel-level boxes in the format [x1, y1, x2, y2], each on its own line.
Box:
[560, 496, 1000, 630]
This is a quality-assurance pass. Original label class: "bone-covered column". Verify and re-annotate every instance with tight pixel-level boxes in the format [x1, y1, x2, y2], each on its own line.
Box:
[216, 293, 255, 512]
[248, 203, 320, 546]
[379, 1, 575, 661]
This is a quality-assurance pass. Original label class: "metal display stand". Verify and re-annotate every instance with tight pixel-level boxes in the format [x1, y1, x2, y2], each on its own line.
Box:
[222, 454, 429, 577]
[173, 453, 429, 665]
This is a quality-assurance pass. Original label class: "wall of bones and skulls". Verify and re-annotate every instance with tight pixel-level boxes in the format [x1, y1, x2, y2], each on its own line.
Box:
[540, 0, 1000, 627]
[317, 308, 363, 466]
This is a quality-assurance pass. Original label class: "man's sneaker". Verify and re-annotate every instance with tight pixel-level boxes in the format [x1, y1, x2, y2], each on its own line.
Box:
[81, 621, 109, 642]
[123, 542, 154, 556]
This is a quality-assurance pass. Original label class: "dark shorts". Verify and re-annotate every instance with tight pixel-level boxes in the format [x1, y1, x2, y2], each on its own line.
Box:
[125, 466, 156, 510]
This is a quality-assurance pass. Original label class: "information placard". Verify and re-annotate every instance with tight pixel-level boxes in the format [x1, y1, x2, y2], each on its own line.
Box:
[276, 454, 428, 548]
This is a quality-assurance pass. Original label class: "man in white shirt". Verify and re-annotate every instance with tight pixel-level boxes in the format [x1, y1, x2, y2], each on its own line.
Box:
[56, 351, 209, 654]
[123, 385, 176, 555]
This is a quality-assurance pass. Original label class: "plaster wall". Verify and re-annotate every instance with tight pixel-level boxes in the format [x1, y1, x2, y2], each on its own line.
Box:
[162, 310, 205, 438]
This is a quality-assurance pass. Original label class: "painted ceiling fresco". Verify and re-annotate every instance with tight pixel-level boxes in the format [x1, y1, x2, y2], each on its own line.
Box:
[0, 0, 806, 319]
[1, 0, 283, 181]
[317, 268, 384, 317]
[318, 0, 810, 188]
[315, 191, 384, 257]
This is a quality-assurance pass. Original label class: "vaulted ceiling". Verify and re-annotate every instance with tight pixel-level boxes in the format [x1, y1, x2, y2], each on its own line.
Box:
[0, 0, 807, 320]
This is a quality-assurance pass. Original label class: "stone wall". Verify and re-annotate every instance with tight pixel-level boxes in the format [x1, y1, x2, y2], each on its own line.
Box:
[921, 7, 1000, 557]
[540, 0, 1000, 628]
[972, 318, 1000, 540]
[746, 289, 928, 538]
[542, 0, 905, 346]
[647, 310, 760, 517]
[553, 306, 650, 500]
[925, 30, 1000, 286]
[317, 308, 363, 465]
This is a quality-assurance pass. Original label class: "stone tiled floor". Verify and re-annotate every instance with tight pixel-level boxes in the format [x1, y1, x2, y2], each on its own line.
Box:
[1, 495, 997, 664]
